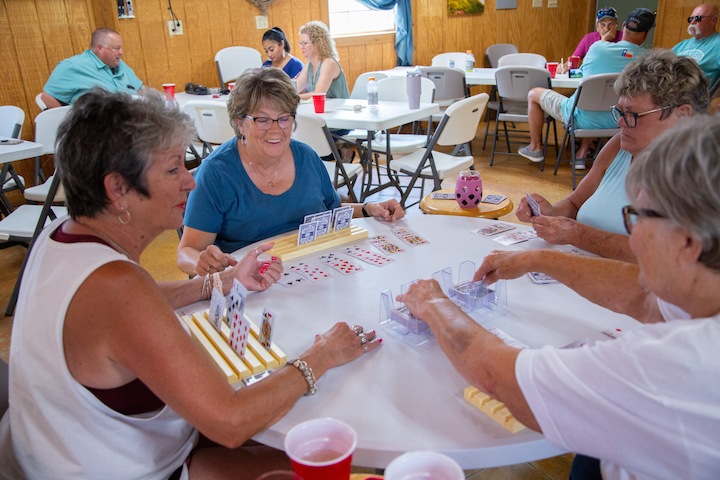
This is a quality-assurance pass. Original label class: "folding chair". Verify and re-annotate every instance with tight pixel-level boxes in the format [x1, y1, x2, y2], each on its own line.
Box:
[419, 66, 468, 133]
[489, 66, 557, 171]
[349, 72, 390, 100]
[482, 43, 519, 150]
[2, 173, 66, 316]
[553, 73, 620, 189]
[390, 93, 489, 208]
[0, 106, 26, 208]
[497, 53, 547, 68]
[214, 46, 263, 88]
[183, 101, 236, 160]
[431, 52, 467, 68]
[293, 113, 363, 203]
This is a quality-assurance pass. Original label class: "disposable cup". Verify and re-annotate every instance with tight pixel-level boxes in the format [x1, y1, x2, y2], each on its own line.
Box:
[546, 62, 559, 78]
[384, 451, 464, 480]
[311, 93, 327, 114]
[284, 417, 357, 480]
[162, 83, 175, 100]
[569, 56, 581, 69]
[255, 471, 304, 480]
[228, 82, 236, 91]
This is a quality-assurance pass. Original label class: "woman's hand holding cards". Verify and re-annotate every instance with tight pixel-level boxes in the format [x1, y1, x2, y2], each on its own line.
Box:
[227, 242, 283, 292]
[530, 215, 583, 246]
[517, 193, 552, 222]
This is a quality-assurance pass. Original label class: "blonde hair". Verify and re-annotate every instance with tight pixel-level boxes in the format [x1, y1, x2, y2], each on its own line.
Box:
[299, 21, 338, 60]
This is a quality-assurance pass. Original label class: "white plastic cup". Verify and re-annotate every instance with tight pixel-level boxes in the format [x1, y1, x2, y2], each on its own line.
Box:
[384, 451, 464, 480]
[407, 73, 421, 110]
[284, 418, 357, 480]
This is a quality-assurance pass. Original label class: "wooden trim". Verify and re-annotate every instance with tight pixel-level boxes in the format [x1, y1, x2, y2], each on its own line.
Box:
[335, 32, 395, 47]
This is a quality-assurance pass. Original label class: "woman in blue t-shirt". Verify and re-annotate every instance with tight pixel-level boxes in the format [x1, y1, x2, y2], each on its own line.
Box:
[261, 27, 303, 79]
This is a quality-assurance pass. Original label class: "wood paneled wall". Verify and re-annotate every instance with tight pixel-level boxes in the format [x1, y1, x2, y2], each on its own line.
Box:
[1, 0, 711, 181]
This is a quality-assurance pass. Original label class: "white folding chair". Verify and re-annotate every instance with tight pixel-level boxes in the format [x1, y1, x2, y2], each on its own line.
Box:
[553, 73, 620, 189]
[0, 106, 26, 206]
[431, 52, 467, 68]
[419, 66, 468, 133]
[1, 173, 66, 316]
[350, 72, 390, 100]
[35, 93, 47, 111]
[482, 43, 519, 150]
[293, 113, 363, 203]
[489, 66, 557, 171]
[390, 93, 489, 208]
[497, 53, 547, 68]
[214, 46, 263, 88]
[22, 106, 71, 204]
[183, 101, 236, 159]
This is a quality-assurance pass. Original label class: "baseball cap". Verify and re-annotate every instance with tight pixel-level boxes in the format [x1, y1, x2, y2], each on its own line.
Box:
[624, 8, 656, 32]
[596, 7, 618, 21]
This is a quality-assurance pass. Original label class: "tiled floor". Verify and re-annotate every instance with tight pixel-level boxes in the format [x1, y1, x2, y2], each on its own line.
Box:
[0, 123, 579, 478]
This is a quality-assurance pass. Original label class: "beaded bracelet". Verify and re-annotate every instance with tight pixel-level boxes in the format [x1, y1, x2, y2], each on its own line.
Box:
[200, 274, 211, 301]
[288, 358, 317, 396]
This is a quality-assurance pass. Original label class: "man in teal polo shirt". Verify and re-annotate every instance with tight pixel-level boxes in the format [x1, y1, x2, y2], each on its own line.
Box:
[672, 3, 720, 84]
[41, 28, 143, 109]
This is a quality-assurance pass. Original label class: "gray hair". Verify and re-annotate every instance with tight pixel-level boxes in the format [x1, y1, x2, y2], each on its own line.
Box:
[55, 88, 196, 219]
[226, 67, 299, 138]
[614, 49, 710, 118]
[626, 114, 720, 270]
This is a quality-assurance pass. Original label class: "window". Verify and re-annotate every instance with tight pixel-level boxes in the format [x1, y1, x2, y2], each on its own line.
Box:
[328, 0, 395, 36]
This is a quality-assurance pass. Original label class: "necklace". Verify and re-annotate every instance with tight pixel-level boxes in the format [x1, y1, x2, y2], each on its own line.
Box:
[247, 158, 283, 188]
[76, 220, 133, 259]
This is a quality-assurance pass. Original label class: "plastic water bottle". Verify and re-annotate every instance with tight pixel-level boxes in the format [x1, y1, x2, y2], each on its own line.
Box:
[465, 50, 475, 72]
[367, 77, 378, 111]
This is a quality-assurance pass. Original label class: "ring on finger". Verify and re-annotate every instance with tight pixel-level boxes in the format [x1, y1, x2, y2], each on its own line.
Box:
[351, 325, 364, 335]
[359, 333, 368, 346]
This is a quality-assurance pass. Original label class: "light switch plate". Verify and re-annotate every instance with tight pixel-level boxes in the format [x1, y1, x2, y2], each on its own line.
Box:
[547, 0, 558, 7]
[532, 0, 542, 6]
[255, 16, 269, 29]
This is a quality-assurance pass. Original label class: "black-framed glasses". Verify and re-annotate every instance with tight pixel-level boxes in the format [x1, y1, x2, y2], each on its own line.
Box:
[687, 15, 713, 23]
[597, 7, 618, 20]
[245, 114, 295, 130]
[622, 205, 666, 234]
[610, 105, 674, 128]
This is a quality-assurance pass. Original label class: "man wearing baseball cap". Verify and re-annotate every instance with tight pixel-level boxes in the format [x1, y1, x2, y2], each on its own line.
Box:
[572, 7, 624, 61]
[672, 3, 720, 84]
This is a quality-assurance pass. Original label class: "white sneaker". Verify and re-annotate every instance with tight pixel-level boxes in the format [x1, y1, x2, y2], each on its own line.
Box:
[518, 145, 544, 162]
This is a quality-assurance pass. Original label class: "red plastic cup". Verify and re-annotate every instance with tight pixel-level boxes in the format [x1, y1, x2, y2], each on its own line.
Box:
[284, 418, 357, 480]
[311, 93, 327, 114]
[162, 83, 175, 100]
[228, 82, 236, 91]
[546, 62, 559, 78]
[569, 56, 581, 69]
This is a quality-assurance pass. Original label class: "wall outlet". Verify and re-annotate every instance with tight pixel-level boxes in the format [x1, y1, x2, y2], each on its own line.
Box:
[547, 0, 558, 7]
[255, 16, 268, 29]
[532, 0, 542, 7]
[168, 20, 183, 36]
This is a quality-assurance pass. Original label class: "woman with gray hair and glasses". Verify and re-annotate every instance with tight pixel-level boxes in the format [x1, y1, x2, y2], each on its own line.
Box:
[517, 49, 709, 262]
[403, 114, 720, 480]
[0, 89, 381, 480]
[178, 67, 403, 277]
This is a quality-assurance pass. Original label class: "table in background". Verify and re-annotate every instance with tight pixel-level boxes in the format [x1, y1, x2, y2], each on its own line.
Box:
[419, 189, 514, 218]
[381, 66, 581, 89]
[0, 137, 44, 215]
[181, 215, 639, 469]
[297, 99, 439, 201]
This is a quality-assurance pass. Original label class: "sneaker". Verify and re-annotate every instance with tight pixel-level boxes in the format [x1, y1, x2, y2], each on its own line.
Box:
[518, 145, 544, 162]
[574, 160, 586, 170]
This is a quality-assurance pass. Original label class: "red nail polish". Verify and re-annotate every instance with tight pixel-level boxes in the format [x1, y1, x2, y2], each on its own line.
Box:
[271, 256, 277, 261]
[378, 338, 383, 343]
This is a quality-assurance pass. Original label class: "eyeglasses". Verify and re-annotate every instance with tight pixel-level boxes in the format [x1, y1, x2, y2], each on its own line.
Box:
[597, 7, 617, 20]
[245, 114, 295, 130]
[299, 41, 312, 47]
[622, 205, 666, 234]
[687, 15, 715, 23]
[610, 105, 674, 128]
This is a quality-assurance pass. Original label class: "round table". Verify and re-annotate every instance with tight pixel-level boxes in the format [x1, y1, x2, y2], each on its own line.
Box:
[419, 189, 513, 218]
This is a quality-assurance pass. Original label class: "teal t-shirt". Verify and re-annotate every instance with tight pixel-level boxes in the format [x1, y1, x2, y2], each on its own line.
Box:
[561, 40, 645, 129]
[576, 149, 631, 234]
[672, 32, 720, 84]
[307, 58, 349, 99]
[44, 50, 143, 104]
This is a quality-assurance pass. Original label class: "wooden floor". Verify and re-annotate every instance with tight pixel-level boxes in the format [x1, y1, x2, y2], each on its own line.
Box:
[0, 123, 578, 479]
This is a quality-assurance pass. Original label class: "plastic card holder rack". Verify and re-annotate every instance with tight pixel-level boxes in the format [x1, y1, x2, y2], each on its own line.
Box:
[379, 261, 506, 346]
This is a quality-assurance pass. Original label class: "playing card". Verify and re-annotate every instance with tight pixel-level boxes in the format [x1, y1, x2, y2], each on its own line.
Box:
[259, 308, 275, 348]
[528, 271, 559, 284]
[494, 230, 537, 245]
[332, 205, 353, 231]
[277, 270, 308, 288]
[227, 279, 249, 357]
[343, 245, 394, 266]
[289, 261, 332, 281]
[526, 193, 541, 217]
[392, 227, 429, 246]
[317, 253, 364, 275]
[208, 286, 226, 331]
[602, 327, 625, 339]
[481, 194, 506, 204]
[369, 235, 406, 255]
[298, 221, 318, 245]
[304, 211, 332, 236]
[431, 192, 455, 200]
[472, 223, 516, 237]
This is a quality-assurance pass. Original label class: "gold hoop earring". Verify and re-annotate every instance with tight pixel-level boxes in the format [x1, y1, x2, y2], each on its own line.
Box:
[117, 206, 131, 225]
